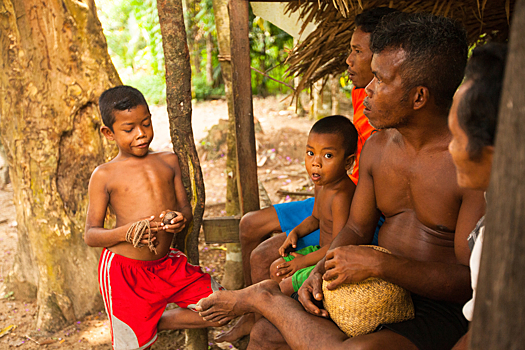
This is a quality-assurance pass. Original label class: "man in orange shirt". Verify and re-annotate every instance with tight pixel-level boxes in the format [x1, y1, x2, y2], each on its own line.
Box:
[217, 7, 397, 343]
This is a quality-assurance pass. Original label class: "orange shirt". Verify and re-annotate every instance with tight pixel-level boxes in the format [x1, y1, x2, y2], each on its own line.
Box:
[349, 88, 375, 185]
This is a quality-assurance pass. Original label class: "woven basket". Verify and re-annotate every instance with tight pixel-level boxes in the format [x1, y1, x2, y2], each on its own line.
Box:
[322, 245, 415, 337]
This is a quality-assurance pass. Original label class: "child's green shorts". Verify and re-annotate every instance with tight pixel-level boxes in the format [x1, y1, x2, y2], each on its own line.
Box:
[283, 245, 320, 292]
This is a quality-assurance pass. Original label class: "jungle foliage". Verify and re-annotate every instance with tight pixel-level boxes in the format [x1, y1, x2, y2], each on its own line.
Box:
[96, 0, 294, 103]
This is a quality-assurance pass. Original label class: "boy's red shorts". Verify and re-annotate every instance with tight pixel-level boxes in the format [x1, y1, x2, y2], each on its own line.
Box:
[99, 248, 223, 350]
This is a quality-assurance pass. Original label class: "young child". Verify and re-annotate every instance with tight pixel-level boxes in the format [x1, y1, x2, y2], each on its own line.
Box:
[85, 86, 223, 350]
[270, 115, 358, 296]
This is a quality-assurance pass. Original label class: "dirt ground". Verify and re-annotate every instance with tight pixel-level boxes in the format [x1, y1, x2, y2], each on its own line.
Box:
[0, 95, 339, 349]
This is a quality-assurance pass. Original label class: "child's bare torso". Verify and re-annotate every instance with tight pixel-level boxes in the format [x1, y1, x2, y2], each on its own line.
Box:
[103, 152, 179, 260]
[314, 176, 355, 247]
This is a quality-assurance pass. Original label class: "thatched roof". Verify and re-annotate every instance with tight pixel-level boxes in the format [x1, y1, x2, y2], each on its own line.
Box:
[285, 0, 515, 94]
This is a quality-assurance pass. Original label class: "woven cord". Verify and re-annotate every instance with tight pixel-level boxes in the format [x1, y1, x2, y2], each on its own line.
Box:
[125, 219, 157, 254]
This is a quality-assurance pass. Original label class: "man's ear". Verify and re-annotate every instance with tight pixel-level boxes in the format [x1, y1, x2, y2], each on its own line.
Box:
[412, 86, 430, 110]
[345, 153, 356, 171]
[100, 125, 115, 141]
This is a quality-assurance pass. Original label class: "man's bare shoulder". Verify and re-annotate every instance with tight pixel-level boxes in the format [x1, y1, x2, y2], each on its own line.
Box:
[359, 129, 394, 166]
[363, 129, 398, 149]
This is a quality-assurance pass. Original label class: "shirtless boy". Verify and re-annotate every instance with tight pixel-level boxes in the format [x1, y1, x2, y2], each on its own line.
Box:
[85, 86, 222, 350]
[270, 116, 358, 295]
[196, 13, 486, 350]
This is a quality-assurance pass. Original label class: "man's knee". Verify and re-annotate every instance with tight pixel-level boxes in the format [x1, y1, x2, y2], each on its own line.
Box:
[239, 207, 280, 243]
[251, 237, 282, 269]
[269, 257, 285, 282]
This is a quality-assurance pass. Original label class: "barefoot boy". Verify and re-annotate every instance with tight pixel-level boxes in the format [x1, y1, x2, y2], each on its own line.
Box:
[85, 86, 222, 350]
[270, 116, 358, 295]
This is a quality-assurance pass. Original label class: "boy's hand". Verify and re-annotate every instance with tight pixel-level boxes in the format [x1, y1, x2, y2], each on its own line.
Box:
[159, 210, 187, 234]
[275, 252, 305, 278]
[279, 232, 298, 257]
[126, 216, 162, 247]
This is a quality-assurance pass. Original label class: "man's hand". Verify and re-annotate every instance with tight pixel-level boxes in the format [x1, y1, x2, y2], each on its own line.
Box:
[159, 210, 187, 234]
[323, 245, 383, 290]
[278, 231, 298, 257]
[275, 252, 305, 278]
[298, 271, 329, 318]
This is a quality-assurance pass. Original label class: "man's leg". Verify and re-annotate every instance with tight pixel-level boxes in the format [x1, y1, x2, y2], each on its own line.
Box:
[158, 308, 221, 330]
[251, 233, 286, 283]
[239, 207, 282, 286]
[215, 208, 282, 342]
[197, 280, 419, 350]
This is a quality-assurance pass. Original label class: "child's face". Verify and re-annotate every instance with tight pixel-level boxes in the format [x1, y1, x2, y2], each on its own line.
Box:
[305, 132, 353, 186]
[101, 104, 153, 158]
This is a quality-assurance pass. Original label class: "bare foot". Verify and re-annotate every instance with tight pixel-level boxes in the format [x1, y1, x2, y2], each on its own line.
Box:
[195, 289, 251, 325]
[215, 313, 255, 343]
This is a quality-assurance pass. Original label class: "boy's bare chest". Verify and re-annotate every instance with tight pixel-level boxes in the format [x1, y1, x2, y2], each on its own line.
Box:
[107, 164, 175, 202]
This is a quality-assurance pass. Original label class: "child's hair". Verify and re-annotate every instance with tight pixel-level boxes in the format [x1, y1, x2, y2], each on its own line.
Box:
[99, 85, 149, 131]
[310, 115, 358, 157]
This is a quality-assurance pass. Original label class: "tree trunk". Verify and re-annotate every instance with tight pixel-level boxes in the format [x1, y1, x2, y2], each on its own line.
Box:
[0, 140, 9, 189]
[469, 1, 525, 349]
[0, 0, 120, 331]
[212, 0, 243, 291]
[156, 0, 207, 348]
[206, 32, 214, 86]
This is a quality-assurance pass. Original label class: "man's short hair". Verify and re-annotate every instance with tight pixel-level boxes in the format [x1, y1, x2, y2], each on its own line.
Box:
[99, 85, 149, 131]
[310, 115, 358, 157]
[371, 12, 468, 112]
[355, 7, 399, 34]
[459, 43, 507, 161]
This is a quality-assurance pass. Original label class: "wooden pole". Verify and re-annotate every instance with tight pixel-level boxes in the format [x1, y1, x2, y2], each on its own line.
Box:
[229, 0, 260, 215]
[469, 0, 525, 348]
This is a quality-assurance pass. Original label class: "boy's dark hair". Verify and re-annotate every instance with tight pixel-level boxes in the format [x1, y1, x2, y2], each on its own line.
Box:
[310, 115, 358, 157]
[371, 12, 468, 112]
[99, 85, 149, 131]
[355, 7, 399, 34]
[458, 42, 507, 161]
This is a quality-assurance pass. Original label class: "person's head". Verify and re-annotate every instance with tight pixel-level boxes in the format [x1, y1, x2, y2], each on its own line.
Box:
[99, 86, 153, 157]
[448, 43, 507, 190]
[306, 115, 358, 185]
[99, 85, 150, 131]
[346, 7, 399, 88]
[365, 12, 468, 129]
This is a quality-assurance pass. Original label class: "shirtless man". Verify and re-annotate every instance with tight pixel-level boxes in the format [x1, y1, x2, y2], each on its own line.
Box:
[196, 12, 486, 350]
[220, 7, 397, 343]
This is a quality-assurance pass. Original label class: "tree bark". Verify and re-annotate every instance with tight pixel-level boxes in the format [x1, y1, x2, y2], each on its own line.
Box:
[0, 0, 120, 331]
[206, 32, 214, 85]
[469, 1, 525, 349]
[156, 0, 207, 348]
[212, 0, 243, 291]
